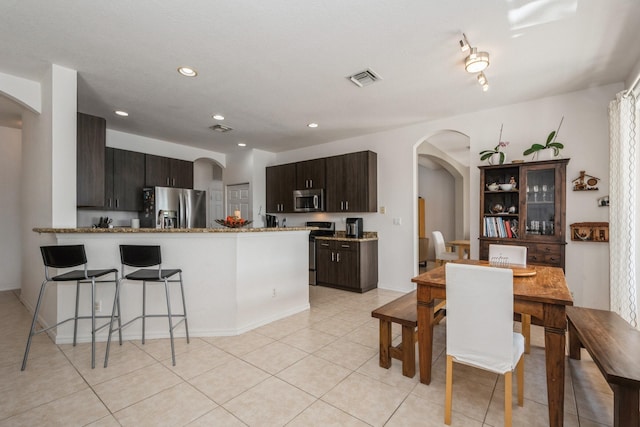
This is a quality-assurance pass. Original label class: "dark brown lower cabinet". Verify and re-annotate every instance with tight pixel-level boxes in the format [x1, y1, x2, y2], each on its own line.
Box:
[316, 239, 378, 293]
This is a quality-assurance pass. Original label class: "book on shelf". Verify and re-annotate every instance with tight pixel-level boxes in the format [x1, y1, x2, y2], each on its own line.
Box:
[483, 216, 518, 238]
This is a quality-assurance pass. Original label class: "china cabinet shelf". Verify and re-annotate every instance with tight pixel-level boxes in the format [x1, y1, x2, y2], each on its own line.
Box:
[479, 159, 569, 269]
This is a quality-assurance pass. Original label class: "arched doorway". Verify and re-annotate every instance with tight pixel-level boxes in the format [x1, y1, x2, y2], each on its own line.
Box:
[193, 158, 224, 228]
[416, 130, 470, 267]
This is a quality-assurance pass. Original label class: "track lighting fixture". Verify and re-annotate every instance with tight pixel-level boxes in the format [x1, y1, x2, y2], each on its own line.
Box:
[477, 72, 489, 91]
[459, 33, 491, 91]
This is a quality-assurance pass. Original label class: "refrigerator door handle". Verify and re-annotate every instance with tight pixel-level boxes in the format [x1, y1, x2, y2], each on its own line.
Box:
[185, 191, 191, 228]
[178, 191, 185, 228]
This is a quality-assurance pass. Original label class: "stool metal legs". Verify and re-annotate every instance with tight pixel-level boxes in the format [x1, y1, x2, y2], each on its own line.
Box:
[22, 272, 120, 371]
[105, 273, 189, 367]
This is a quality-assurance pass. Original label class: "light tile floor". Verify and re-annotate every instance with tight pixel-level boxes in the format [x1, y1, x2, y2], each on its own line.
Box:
[0, 286, 614, 426]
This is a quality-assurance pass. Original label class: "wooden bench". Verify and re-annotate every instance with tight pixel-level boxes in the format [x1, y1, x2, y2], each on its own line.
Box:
[567, 306, 640, 427]
[371, 290, 445, 378]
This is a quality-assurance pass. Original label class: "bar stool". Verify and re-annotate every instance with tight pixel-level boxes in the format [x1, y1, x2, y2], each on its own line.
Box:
[105, 245, 189, 367]
[22, 245, 121, 370]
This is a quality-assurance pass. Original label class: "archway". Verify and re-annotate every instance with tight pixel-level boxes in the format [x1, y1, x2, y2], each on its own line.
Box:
[415, 130, 470, 266]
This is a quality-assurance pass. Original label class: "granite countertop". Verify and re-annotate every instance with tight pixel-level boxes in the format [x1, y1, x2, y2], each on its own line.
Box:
[315, 231, 378, 242]
[33, 227, 314, 234]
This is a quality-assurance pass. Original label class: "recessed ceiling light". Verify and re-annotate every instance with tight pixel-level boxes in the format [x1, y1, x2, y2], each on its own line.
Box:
[307, 123, 319, 128]
[238, 143, 247, 147]
[177, 66, 197, 77]
[212, 114, 224, 120]
[114, 110, 129, 117]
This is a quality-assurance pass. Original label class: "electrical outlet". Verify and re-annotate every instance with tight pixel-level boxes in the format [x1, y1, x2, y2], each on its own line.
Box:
[94, 300, 102, 312]
[393, 217, 402, 225]
[379, 206, 386, 214]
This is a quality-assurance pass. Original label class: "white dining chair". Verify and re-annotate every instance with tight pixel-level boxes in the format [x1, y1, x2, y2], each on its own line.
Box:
[432, 231, 458, 266]
[488, 244, 531, 353]
[445, 263, 524, 427]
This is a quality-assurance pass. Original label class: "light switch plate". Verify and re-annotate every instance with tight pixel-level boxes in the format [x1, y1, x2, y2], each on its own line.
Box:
[379, 206, 386, 214]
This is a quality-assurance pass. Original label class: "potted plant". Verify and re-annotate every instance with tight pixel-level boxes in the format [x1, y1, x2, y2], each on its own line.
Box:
[480, 124, 509, 165]
[523, 117, 565, 160]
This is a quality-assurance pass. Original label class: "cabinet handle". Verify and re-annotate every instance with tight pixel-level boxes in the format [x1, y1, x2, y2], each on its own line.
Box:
[331, 252, 335, 262]
[172, 178, 176, 186]
[341, 244, 350, 248]
[320, 242, 330, 247]
[166, 177, 170, 186]
[345, 201, 349, 211]
[115, 199, 119, 208]
[340, 201, 344, 210]
[309, 179, 313, 188]
[107, 198, 112, 208]
[336, 253, 340, 262]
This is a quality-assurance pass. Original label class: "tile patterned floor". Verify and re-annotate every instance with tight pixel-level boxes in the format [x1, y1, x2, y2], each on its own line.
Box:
[0, 286, 614, 426]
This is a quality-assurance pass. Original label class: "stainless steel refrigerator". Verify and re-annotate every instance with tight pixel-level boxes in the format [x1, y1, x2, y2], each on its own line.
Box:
[140, 187, 207, 229]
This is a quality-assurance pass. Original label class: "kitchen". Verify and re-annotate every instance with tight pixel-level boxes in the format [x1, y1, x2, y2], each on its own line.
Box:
[1, 2, 638, 425]
[32, 115, 382, 342]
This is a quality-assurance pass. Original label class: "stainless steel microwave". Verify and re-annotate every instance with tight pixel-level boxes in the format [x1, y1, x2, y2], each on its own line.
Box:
[293, 189, 325, 212]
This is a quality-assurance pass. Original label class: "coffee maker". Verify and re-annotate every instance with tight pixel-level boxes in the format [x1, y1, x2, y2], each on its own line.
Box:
[265, 214, 278, 228]
[346, 217, 363, 238]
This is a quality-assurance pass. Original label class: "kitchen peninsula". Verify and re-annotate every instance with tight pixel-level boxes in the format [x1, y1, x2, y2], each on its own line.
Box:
[33, 227, 311, 344]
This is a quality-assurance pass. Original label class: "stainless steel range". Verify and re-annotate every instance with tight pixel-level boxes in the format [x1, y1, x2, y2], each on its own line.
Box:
[307, 221, 335, 285]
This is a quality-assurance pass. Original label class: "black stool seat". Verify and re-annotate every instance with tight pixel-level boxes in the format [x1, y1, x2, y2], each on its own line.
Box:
[105, 245, 189, 367]
[52, 268, 118, 282]
[125, 268, 182, 281]
[22, 245, 120, 370]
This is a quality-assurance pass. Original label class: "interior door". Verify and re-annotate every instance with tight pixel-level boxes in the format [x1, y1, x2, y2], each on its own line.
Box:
[227, 183, 250, 219]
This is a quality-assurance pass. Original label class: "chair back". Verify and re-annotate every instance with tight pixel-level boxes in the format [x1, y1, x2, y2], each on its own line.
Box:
[120, 245, 162, 268]
[432, 231, 447, 257]
[488, 244, 527, 267]
[445, 263, 516, 374]
[40, 245, 87, 268]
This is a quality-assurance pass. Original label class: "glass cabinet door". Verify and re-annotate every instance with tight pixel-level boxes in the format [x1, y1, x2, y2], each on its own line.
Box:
[524, 167, 558, 238]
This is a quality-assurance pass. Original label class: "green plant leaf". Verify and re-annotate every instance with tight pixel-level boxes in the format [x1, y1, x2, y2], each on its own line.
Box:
[480, 152, 494, 161]
[523, 144, 545, 156]
[548, 142, 564, 149]
[499, 152, 505, 164]
[546, 131, 556, 145]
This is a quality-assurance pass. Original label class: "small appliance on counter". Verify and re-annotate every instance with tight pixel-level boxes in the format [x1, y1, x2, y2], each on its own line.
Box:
[265, 214, 278, 228]
[346, 217, 363, 239]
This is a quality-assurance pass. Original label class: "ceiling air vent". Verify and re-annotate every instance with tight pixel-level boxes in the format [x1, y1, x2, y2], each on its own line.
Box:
[209, 124, 233, 133]
[348, 69, 381, 87]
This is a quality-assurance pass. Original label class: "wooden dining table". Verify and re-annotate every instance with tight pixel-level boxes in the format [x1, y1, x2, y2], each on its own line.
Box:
[446, 239, 470, 259]
[412, 260, 573, 427]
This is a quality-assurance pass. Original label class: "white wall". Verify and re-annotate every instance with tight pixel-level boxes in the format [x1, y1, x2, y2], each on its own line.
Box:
[20, 65, 77, 327]
[106, 129, 226, 166]
[0, 126, 22, 290]
[224, 149, 276, 228]
[418, 165, 456, 260]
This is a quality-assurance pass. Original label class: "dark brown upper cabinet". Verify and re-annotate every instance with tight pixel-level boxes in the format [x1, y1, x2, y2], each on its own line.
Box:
[266, 163, 296, 213]
[145, 154, 193, 189]
[105, 148, 145, 211]
[326, 151, 377, 213]
[77, 113, 106, 207]
[296, 158, 325, 190]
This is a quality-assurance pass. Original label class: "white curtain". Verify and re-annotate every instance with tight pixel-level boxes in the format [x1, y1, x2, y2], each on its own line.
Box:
[608, 91, 638, 328]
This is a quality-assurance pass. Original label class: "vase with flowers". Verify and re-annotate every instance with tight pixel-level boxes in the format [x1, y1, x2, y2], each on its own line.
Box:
[480, 124, 509, 165]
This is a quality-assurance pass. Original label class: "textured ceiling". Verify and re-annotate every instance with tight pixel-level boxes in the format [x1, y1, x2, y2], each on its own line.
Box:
[1, 0, 639, 154]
